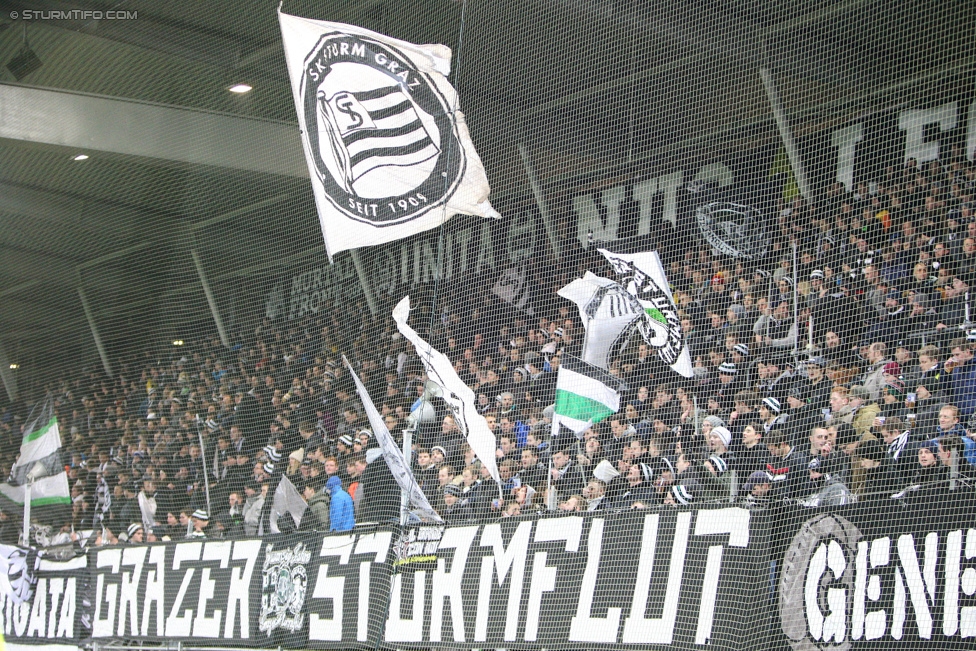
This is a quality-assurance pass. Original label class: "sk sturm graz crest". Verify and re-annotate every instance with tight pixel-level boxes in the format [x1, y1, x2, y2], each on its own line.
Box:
[696, 202, 768, 260]
[280, 12, 496, 258]
[300, 33, 464, 227]
[259, 542, 311, 635]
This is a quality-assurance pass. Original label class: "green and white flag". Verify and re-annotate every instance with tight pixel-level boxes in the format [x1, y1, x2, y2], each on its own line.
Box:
[551, 355, 626, 438]
[0, 397, 70, 510]
[598, 248, 694, 378]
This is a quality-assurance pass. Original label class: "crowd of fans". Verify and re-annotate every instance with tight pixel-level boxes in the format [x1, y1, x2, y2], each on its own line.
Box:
[1, 148, 976, 546]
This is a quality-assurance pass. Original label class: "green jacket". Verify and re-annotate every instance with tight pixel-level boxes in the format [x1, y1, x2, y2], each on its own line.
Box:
[300, 492, 331, 532]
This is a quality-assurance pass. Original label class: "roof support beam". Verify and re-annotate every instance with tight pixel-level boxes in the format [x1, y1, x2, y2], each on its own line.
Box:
[0, 84, 307, 177]
[0, 341, 18, 401]
[191, 249, 230, 348]
[78, 287, 113, 378]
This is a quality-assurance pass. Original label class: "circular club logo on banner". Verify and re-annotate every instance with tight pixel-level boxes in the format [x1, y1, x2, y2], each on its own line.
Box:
[696, 202, 768, 260]
[780, 513, 862, 651]
[300, 33, 466, 226]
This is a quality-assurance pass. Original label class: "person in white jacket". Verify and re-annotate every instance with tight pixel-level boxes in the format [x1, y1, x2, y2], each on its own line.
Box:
[242, 482, 267, 536]
[860, 342, 889, 401]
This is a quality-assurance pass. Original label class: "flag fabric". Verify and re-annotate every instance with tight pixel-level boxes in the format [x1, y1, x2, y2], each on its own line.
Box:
[392, 296, 501, 485]
[0, 544, 38, 603]
[278, 11, 498, 259]
[557, 271, 644, 369]
[0, 397, 70, 511]
[492, 265, 536, 316]
[343, 356, 442, 523]
[598, 248, 694, 378]
[268, 475, 307, 534]
[551, 355, 626, 438]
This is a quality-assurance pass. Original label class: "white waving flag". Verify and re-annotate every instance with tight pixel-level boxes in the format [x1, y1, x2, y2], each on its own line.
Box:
[598, 249, 694, 378]
[279, 10, 498, 259]
[343, 356, 442, 523]
[557, 271, 644, 369]
[269, 474, 307, 534]
[392, 297, 501, 485]
[0, 397, 70, 512]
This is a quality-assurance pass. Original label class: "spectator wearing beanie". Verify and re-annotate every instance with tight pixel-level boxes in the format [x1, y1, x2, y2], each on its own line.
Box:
[299, 476, 330, 531]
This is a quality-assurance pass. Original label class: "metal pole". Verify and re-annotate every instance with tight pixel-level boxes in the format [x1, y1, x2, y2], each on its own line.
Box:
[949, 449, 958, 491]
[190, 249, 230, 348]
[546, 453, 555, 510]
[78, 287, 114, 378]
[518, 143, 562, 259]
[0, 340, 18, 401]
[808, 312, 814, 350]
[21, 481, 31, 546]
[349, 249, 379, 316]
[399, 428, 413, 524]
[197, 425, 212, 516]
[792, 240, 799, 358]
[960, 291, 972, 330]
[760, 67, 812, 200]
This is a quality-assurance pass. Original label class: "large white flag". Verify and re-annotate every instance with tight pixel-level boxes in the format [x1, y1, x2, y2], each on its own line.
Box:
[278, 11, 498, 259]
[557, 271, 644, 369]
[0, 397, 70, 511]
[343, 356, 442, 522]
[392, 297, 501, 485]
[598, 248, 694, 378]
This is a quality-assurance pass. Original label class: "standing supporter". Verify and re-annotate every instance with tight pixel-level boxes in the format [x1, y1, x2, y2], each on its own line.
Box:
[763, 429, 809, 500]
[356, 445, 400, 525]
[325, 476, 354, 532]
[946, 338, 976, 416]
[878, 417, 917, 494]
[734, 422, 771, 477]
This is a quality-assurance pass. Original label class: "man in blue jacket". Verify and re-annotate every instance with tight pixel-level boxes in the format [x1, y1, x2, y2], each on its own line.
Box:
[947, 338, 976, 417]
[325, 476, 354, 531]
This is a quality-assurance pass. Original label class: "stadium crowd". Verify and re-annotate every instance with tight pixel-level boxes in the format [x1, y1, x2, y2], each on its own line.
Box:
[1, 148, 976, 546]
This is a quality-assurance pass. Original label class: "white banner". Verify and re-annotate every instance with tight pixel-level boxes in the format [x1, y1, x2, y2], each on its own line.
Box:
[343, 356, 442, 522]
[598, 248, 694, 378]
[278, 11, 498, 259]
[392, 296, 501, 485]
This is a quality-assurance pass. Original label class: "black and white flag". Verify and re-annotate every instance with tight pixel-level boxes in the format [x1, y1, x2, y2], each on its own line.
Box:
[0, 544, 37, 604]
[279, 11, 498, 259]
[343, 356, 442, 522]
[696, 202, 768, 260]
[393, 297, 501, 485]
[557, 271, 644, 369]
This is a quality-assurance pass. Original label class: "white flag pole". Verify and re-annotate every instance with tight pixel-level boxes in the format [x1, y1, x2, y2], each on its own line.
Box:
[546, 453, 555, 510]
[197, 425, 212, 516]
[400, 426, 413, 525]
[21, 481, 31, 546]
[792, 239, 799, 360]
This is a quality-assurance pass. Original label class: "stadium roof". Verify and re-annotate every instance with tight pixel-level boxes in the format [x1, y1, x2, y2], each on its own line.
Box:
[0, 0, 971, 390]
